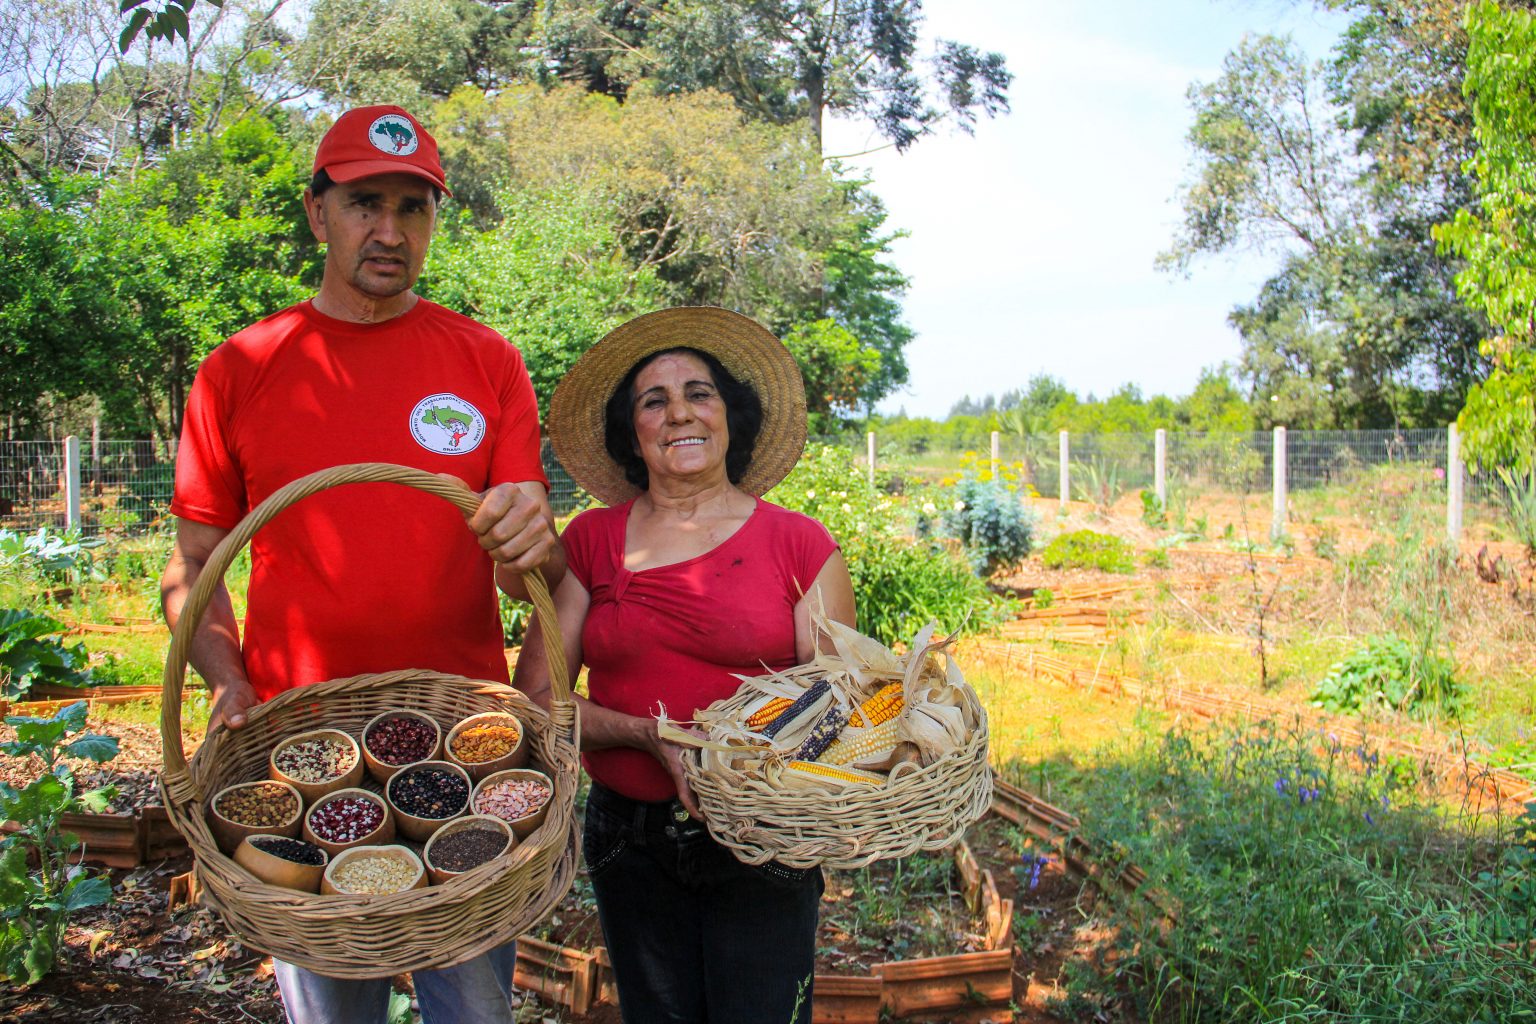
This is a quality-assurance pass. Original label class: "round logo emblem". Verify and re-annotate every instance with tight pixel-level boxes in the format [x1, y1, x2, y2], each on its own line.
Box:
[409, 394, 486, 456]
[368, 113, 419, 157]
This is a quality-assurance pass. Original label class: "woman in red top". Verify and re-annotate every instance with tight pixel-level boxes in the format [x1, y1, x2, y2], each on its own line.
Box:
[515, 307, 856, 1024]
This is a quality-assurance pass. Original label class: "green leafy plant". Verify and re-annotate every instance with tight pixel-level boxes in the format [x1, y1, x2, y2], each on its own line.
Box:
[1039, 530, 1136, 574]
[1031, 587, 1054, 610]
[0, 610, 95, 701]
[0, 528, 104, 587]
[0, 702, 119, 984]
[1140, 489, 1168, 529]
[1072, 457, 1122, 513]
[1495, 467, 1536, 559]
[941, 475, 1036, 577]
[1309, 634, 1462, 715]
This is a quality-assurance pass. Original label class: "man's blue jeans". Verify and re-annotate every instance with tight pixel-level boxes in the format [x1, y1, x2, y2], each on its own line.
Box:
[272, 941, 517, 1024]
[583, 782, 822, 1024]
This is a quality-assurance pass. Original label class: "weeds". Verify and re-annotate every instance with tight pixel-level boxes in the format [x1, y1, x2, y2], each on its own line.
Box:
[1034, 720, 1536, 1023]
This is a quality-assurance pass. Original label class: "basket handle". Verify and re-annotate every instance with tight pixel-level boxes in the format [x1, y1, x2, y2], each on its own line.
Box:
[160, 462, 572, 788]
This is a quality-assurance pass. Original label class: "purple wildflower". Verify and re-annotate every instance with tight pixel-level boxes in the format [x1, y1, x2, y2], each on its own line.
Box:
[1275, 776, 1289, 795]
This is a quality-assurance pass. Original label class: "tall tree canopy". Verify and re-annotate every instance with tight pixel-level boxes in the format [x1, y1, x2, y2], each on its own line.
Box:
[1161, 3, 1497, 429]
[1435, 0, 1536, 475]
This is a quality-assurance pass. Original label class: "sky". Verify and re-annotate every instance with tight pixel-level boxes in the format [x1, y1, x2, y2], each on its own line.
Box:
[822, 0, 1355, 420]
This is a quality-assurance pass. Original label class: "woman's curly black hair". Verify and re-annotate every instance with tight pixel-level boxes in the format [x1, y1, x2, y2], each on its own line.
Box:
[602, 347, 764, 492]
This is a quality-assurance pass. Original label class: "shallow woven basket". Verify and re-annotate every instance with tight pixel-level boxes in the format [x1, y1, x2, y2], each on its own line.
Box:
[682, 666, 993, 870]
[158, 463, 579, 978]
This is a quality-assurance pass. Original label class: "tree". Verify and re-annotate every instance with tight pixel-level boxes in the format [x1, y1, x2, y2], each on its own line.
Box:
[558, 0, 1012, 154]
[782, 318, 881, 428]
[1435, 1, 1536, 474]
[419, 182, 664, 404]
[1163, 16, 1493, 427]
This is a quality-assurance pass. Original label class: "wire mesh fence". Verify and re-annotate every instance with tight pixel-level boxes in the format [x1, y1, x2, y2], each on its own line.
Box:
[1, 428, 1528, 544]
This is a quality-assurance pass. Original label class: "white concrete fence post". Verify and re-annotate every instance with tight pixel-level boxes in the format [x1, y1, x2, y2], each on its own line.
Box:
[65, 435, 82, 532]
[989, 430, 1000, 481]
[1058, 430, 1070, 516]
[1154, 428, 1167, 509]
[1271, 426, 1287, 544]
[866, 431, 876, 487]
[1447, 422, 1464, 544]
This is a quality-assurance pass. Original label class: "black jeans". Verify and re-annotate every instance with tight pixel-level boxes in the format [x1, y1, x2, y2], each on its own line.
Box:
[583, 782, 822, 1024]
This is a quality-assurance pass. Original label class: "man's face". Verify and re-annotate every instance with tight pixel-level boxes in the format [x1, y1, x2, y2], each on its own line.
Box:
[304, 173, 437, 301]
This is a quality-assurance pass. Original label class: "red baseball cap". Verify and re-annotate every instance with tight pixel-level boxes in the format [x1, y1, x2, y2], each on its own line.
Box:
[312, 105, 451, 195]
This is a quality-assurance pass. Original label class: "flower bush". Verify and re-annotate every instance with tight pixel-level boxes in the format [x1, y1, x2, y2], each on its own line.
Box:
[769, 444, 1012, 645]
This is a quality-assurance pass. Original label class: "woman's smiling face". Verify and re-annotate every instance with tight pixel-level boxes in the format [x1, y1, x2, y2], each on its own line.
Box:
[630, 351, 731, 486]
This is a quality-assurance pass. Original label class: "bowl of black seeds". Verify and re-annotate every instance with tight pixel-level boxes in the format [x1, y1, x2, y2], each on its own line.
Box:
[235, 834, 330, 892]
[422, 814, 514, 885]
[386, 760, 471, 842]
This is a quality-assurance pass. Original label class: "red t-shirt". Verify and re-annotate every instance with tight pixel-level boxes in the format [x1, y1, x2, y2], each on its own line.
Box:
[171, 299, 546, 701]
[564, 498, 839, 801]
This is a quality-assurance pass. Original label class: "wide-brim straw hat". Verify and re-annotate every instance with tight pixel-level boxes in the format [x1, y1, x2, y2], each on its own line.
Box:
[549, 306, 807, 507]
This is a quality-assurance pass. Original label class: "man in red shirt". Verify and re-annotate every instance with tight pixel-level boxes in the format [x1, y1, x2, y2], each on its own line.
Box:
[160, 104, 561, 1024]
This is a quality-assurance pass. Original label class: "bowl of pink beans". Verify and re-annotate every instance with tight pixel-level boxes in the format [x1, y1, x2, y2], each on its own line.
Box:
[471, 768, 554, 840]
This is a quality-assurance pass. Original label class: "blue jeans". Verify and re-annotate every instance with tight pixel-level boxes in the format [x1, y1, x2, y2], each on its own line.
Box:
[583, 783, 822, 1024]
[273, 941, 517, 1024]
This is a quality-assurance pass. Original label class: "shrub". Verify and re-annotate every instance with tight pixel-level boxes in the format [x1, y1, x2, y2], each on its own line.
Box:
[0, 609, 94, 701]
[769, 444, 1013, 645]
[1139, 489, 1168, 529]
[941, 475, 1035, 577]
[1310, 633, 1462, 715]
[1039, 530, 1136, 574]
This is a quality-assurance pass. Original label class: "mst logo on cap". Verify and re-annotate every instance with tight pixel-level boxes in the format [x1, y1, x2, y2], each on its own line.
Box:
[369, 113, 419, 156]
[312, 104, 450, 195]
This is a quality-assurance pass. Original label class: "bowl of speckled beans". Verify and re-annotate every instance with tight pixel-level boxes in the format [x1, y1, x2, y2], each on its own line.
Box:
[385, 760, 472, 843]
[471, 768, 554, 840]
[269, 728, 365, 803]
[321, 845, 426, 896]
[361, 710, 443, 785]
[302, 787, 395, 858]
[421, 814, 514, 886]
[235, 834, 330, 892]
[443, 712, 528, 782]
[207, 780, 304, 855]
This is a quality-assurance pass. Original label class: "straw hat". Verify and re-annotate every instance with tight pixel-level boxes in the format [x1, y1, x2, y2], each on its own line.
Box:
[548, 306, 808, 507]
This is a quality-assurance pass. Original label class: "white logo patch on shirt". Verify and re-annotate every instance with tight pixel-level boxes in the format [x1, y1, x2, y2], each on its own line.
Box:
[410, 394, 486, 455]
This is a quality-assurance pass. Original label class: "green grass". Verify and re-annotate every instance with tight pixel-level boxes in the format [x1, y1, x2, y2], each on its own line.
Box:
[1002, 720, 1536, 1023]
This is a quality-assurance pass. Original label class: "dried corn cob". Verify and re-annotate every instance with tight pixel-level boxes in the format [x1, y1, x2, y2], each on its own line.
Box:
[784, 760, 885, 786]
[822, 718, 900, 768]
[792, 705, 849, 762]
[759, 679, 831, 740]
[745, 696, 795, 729]
[847, 682, 904, 727]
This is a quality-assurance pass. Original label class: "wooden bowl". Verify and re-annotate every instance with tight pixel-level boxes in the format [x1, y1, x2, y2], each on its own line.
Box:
[443, 711, 528, 782]
[321, 844, 427, 896]
[234, 834, 328, 893]
[421, 814, 514, 886]
[384, 760, 472, 843]
[360, 710, 443, 785]
[302, 787, 395, 858]
[206, 780, 303, 855]
[269, 728, 365, 804]
[471, 767, 554, 840]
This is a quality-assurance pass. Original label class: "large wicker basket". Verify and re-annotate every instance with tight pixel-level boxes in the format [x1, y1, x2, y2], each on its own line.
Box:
[682, 661, 992, 871]
[158, 463, 579, 978]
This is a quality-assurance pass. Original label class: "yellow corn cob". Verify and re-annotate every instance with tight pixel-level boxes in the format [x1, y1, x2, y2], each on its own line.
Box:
[745, 696, 794, 728]
[784, 760, 885, 786]
[847, 682, 904, 728]
[822, 718, 900, 767]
